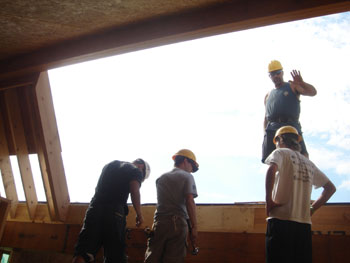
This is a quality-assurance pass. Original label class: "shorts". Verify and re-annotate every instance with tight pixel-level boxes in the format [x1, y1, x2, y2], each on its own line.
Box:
[266, 218, 312, 263]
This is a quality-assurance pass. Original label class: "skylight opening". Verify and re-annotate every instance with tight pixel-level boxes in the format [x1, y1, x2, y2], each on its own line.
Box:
[48, 12, 350, 204]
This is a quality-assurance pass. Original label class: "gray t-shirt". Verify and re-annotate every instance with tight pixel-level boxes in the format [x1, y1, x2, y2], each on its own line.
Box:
[155, 167, 198, 219]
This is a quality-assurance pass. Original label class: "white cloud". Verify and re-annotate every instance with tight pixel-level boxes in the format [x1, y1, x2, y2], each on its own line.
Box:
[339, 180, 350, 190]
[308, 145, 350, 175]
[49, 12, 350, 203]
[292, 13, 350, 151]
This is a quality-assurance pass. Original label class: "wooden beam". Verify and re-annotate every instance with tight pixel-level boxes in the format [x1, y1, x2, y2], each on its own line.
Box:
[33, 72, 70, 222]
[16, 86, 40, 154]
[128, 204, 350, 234]
[0, 0, 348, 79]
[0, 73, 39, 91]
[0, 157, 17, 218]
[1, 220, 350, 263]
[0, 197, 11, 241]
[6, 203, 51, 224]
[17, 85, 56, 220]
[0, 221, 70, 252]
[1, 203, 349, 262]
[3, 89, 38, 219]
[0, 103, 18, 218]
[6, 203, 350, 234]
[0, 93, 15, 156]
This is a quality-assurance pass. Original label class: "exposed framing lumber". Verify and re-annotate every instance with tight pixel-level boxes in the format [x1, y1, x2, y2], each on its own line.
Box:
[0, 73, 39, 91]
[0, 97, 18, 218]
[33, 72, 70, 222]
[0, 120, 18, 218]
[0, 0, 348, 80]
[1, 204, 350, 263]
[0, 197, 11, 241]
[0, 72, 69, 222]
[0, 157, 17, 218]
[18, 86, 57, 221]
[3, 89, 38, 219]
[6, 203, 350, 235]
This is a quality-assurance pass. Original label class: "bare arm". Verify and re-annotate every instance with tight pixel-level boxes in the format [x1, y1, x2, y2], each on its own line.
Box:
[186, 193, 198, 248]
[311, 181, 336, 215]
[289, 70, 317, 96]
[265, 163, 281, 216]
[130, 180, 143, 227]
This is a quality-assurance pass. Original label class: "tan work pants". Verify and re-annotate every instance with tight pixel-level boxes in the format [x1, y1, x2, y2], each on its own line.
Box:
[144, 215, 188, 263]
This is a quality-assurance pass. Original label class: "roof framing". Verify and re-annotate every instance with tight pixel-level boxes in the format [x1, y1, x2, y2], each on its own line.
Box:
[0, 0, 349, 80]
[0, 0, 349, 224]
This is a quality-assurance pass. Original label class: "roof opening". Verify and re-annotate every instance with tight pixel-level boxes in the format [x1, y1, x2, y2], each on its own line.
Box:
[48, 12, 350, 204]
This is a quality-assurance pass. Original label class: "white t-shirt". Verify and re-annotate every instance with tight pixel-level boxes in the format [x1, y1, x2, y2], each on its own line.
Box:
[265, 148, 329, 224]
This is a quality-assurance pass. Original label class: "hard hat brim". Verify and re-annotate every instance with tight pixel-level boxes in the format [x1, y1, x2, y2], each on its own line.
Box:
[172, 154, 199, 168]
[273, 134, 302, 144]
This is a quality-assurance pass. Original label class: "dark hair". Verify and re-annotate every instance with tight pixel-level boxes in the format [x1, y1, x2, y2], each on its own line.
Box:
[174, 156, 198, 172]
[277, 133, 301, 152]
[174, 155, 186, 166]
[133, 158, 146, 178]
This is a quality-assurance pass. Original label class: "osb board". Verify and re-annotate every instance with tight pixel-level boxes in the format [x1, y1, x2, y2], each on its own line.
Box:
[0, 0, 223, 60]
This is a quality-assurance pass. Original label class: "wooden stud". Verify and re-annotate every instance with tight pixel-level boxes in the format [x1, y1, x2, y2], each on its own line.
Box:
[3, 89, 37, 219]
[0, 99, 18, 218]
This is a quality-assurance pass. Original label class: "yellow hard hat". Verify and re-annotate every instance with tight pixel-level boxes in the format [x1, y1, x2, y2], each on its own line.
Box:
[268, 60, 283, 72]
[273, 126, 302, 144]
[172, 149, 199, 171]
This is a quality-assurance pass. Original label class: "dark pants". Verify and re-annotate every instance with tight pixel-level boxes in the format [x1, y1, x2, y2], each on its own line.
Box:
[266, 218, 312, 263]
[262, 128, 308, 163]
[74, 204, 127, 263]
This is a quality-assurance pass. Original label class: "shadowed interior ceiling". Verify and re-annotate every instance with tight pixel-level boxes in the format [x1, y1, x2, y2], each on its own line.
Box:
[0, 0, 225, 62]
[0, 0, 349, 80]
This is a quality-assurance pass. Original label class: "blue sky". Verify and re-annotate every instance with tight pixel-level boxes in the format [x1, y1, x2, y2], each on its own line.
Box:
[15, 11, 348, 204]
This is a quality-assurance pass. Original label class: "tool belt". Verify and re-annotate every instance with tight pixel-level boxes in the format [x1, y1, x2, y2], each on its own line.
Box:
[269, 116, 297, 123]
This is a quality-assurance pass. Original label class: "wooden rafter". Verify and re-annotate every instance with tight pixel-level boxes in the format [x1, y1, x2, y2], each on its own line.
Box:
[17, 85, 56, 220]
[33, 72, 70, 222]
[3, 89, 38, 219]
[0, 99, 18, 218]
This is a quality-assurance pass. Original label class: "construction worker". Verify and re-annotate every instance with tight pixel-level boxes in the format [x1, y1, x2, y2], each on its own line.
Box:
[72, 158, 150, 263]
[262, 60, 317, 163]
[265, 126, 336, 263]
[144, 149, 199, 263]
